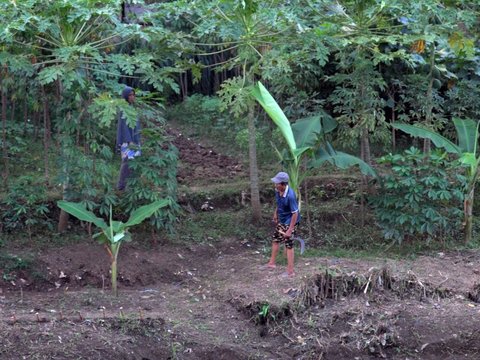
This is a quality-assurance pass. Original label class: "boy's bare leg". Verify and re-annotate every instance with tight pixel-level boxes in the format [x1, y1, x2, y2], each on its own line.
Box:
[286, 247, 294, 275]
[267, 242, 280, 267]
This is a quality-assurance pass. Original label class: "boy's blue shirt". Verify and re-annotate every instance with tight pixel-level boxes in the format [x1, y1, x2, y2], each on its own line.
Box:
[275, 185, 300, 225]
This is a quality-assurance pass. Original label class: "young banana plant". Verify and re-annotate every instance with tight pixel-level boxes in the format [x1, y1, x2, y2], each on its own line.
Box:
[57, 199, 170, 296]
[252, 81, 376, 207]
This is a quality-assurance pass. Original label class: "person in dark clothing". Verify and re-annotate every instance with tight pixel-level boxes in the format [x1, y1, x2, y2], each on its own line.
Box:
[116, 86, 141, 191]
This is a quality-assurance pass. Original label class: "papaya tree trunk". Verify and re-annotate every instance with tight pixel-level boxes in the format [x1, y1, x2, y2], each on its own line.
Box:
[57, 81, 70, 233]
[391, 102, 396, 152]
[23, 87, 28, 136]
[10, 98, 15, 122]
[1, 67, 7, 186]
[247, 105, 261, 221]
[42, 86, 50, 185]
[423, 46, 435, 154]
[464, 187, 474, 244]
[360, 127, 371, 165]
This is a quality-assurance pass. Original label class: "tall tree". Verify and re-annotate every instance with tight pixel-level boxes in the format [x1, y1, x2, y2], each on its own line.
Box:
[162, 0, 297, 221]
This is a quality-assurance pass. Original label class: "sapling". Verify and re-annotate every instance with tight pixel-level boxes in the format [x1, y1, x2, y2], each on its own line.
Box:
[57, 199, 170, 296]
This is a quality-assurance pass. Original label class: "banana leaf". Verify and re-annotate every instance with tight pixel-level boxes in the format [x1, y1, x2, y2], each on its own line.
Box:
[392, 123, 461, 154]
[292, 116, 322, 148]
[311, 146, 377, 177]
[251, 82, 297, 152]
[124, 199, 170, 227]
[453, 118, 479, 154]
[57, 200, 108, 230]
[292, 112, 337, 148]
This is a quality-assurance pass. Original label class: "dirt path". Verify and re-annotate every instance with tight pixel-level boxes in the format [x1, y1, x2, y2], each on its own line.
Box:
[1, 238, 480, 359]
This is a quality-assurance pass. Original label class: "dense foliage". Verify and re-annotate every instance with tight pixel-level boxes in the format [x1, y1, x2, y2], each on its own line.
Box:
[371, 147, 466, 243]
[1, 0, 480, 245]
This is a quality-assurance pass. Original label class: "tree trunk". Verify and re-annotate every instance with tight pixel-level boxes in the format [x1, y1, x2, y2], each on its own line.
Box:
[464, 187, 474, 244]
[180, 72, 188, 101]
[10, 99, 15, 122]
[55, 80, 70, 233]
[391, 102, 396, 152]
[423, 47, 435, 154]
[42, 86, 50, 185]
[1, 66, 8, 186]
[247, 106, 262, 221]
[33, 111, 39, 138]
[303, 172, 313, 239]
[360, 127, 371, 165]
[23, 88, 28, 136]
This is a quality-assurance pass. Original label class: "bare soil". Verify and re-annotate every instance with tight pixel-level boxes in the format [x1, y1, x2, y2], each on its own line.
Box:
[2, 239, 480, 359]
[169, 129, 244, 185]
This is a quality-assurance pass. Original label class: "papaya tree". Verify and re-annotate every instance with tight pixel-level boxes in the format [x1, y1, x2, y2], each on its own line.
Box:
[2, 0, 179, 231]
[305, 0, 409, 164]
[393, 118, 479, 244]
[58, 199, 170, 296]
[397, 0, 473, 153]
[161, 0, 297, 221]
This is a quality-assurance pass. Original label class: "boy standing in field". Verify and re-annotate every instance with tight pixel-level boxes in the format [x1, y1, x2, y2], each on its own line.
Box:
[263, 171, 301, 277]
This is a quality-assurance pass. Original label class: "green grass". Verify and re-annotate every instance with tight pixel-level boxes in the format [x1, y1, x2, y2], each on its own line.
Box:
[169, 207, 271, 244]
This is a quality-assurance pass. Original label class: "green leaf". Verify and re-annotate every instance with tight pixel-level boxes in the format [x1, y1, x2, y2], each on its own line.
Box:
[312, 148, 377, 177]
[453, 118, 479, 154]
[124, 199, 170, 228]
[37, 66, 64, 85]
[392, 123, 461, 154]
[292, 116, 322, 148]
[57, 201, 108, 230]
[110, 221, 125, 233]
[93, 232, 110, 245]
[113, 232, 126, 243]
[459, 153, 476, 167]
[251, 82, 296, 153]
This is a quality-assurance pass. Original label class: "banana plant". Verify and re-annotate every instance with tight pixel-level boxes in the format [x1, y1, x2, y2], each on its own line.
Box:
[393, 118, 480, 244]
[57, 199, 170, 296]
[252, 81, 376, 206]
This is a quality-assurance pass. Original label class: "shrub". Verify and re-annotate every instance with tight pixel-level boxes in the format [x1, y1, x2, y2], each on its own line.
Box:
[370, 147, 466, 243]
[0, 176, 53, 237]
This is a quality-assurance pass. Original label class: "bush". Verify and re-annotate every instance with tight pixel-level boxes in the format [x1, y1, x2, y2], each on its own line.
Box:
[370, 147, 466, 243]
[0, 176, 53, 237]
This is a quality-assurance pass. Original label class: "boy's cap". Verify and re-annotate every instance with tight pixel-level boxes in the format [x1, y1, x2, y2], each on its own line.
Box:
[271, 171, 289, 183]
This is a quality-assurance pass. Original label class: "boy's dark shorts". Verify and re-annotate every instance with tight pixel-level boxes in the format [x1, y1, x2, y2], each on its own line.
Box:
[272, 223, 298, 249]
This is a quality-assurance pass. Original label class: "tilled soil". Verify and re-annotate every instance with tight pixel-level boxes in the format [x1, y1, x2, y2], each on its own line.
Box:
[1, 238, 480, 359]
[169, 128, 245, 185]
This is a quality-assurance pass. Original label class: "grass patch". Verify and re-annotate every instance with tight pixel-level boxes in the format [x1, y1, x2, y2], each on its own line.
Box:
[170, 207, 271, 244]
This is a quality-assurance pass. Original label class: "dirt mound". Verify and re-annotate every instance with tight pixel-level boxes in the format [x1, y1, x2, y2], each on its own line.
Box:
[168, 128, 244, 184]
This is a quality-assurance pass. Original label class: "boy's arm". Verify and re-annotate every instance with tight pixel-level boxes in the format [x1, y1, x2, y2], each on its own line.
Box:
[285, 211, 298, 237]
